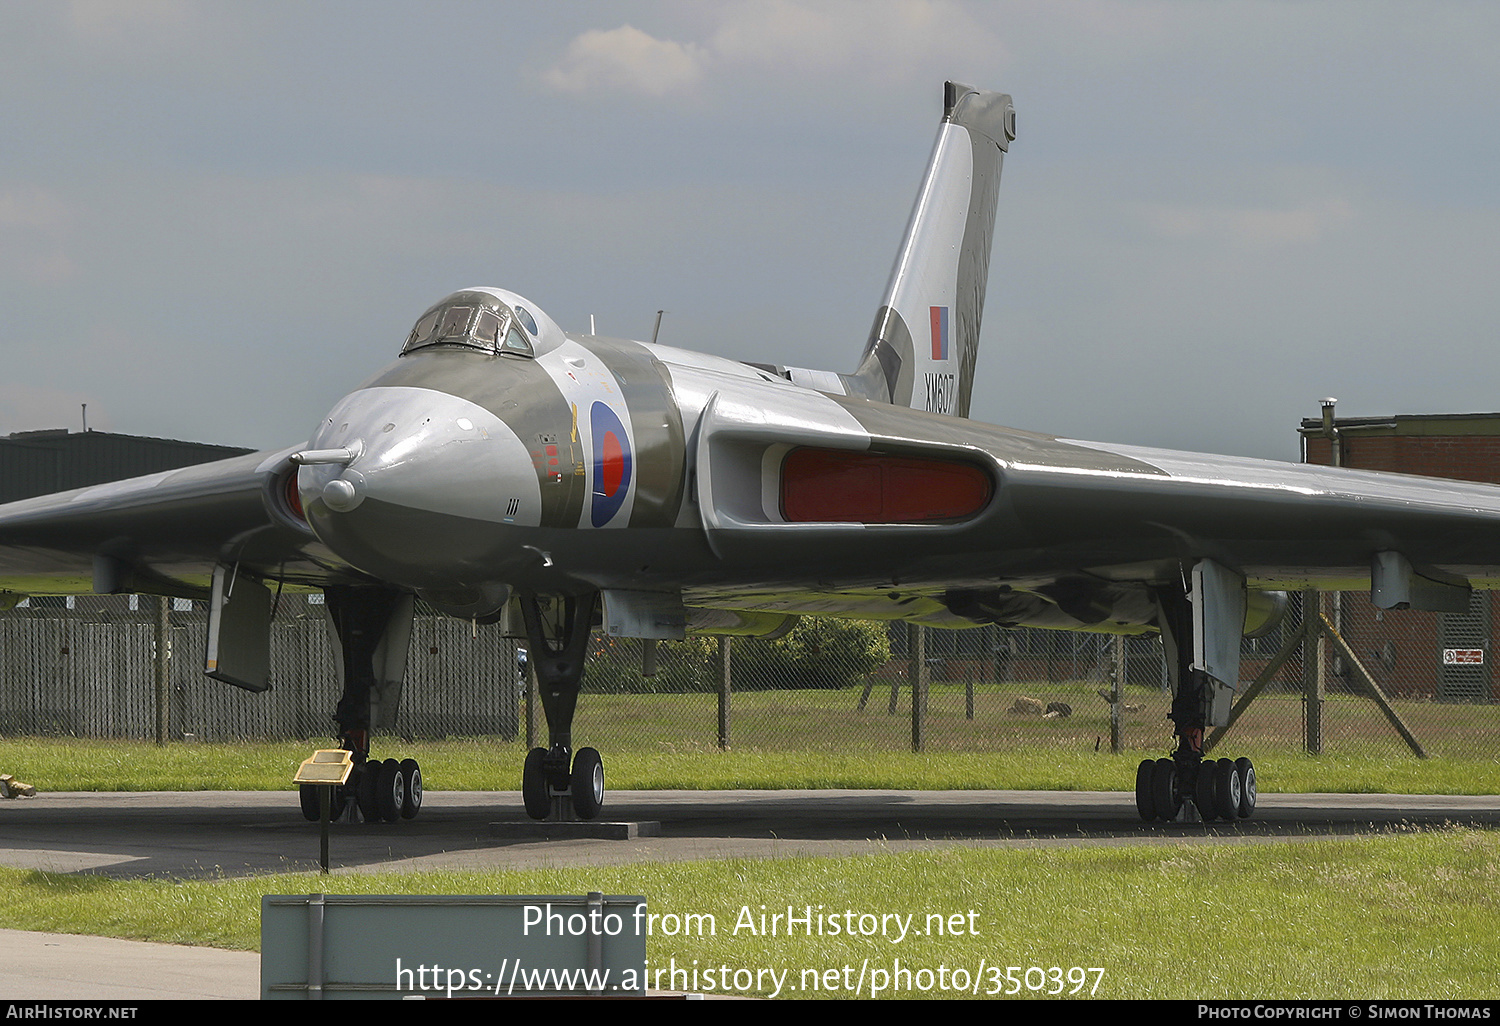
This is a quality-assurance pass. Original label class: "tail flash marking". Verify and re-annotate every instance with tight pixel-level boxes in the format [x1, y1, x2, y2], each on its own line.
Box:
[930, 306, 949, 361]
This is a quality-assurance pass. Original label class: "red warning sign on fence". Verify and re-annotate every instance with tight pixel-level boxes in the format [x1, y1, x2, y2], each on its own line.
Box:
[1443, 648, 1485, 665]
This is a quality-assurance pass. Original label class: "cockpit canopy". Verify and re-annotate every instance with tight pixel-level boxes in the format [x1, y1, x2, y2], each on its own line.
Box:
[401, 290, 541, 358]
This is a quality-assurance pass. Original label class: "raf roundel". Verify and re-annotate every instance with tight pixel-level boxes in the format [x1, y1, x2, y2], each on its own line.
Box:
[589, 401, 633, 527]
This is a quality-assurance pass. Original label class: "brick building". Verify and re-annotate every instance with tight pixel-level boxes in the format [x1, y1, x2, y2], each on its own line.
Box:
[1299, 411, 1500, 702]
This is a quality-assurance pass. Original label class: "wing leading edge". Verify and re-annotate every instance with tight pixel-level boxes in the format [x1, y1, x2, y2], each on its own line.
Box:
[0, 446, 359, 600]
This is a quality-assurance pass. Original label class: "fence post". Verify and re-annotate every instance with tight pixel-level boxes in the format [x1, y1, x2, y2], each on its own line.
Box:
[717, 637, 731, 751]
[1110, 633, 1124, 754]
[1304, 591, 1325, 754]
[153, 595, 171, 745]
[910, 623, 927, 752]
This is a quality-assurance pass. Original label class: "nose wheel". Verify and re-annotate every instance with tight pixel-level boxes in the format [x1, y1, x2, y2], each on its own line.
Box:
[571, 747, 605, 819]
[522, 745, 606, 820]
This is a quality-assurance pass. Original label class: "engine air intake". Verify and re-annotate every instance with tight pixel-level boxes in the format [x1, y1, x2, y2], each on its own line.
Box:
[780, 447, 992, 523]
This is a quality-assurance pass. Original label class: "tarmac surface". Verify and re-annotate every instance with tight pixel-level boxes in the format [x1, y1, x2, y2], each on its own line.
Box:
[1, 788, 1497, 1000]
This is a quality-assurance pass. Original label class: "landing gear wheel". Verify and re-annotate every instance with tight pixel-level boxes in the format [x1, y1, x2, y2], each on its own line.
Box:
[1135, 759, 1157, 821]
[522, 747, 549, 820]
[356, 760, 381, 822]
[376, 758, 405, 823]
[1235, 757, 1256, 818]
[399, 759, 422, 820]
[1213, 758, 1242, 822]
[1195, 762, 1218, 821]
[1150, 758, 1179, 822]
[299, 783, 321, 822]
[570, 747, 604, 820]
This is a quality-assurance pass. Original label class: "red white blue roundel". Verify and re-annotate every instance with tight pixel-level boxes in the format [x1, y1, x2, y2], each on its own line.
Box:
[590, 401, 633, 527]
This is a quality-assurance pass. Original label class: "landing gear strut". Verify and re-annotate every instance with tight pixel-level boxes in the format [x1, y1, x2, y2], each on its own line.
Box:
[518, 591, 604, 820]
[297, 585, 423, 824]
[1134, 562, 1258, 825]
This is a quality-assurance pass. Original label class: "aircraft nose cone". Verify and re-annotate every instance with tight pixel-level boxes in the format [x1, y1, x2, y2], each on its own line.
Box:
[296, 386, 542, 586]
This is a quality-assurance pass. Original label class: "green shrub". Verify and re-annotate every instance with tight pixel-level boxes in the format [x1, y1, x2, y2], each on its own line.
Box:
[732, 616, 891, 691]
[579, 617, 891, 693]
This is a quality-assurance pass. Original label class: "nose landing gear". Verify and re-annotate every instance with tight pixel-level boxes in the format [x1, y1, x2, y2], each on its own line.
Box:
[522, 743, 606, 821]
[518, 592, 606, 821]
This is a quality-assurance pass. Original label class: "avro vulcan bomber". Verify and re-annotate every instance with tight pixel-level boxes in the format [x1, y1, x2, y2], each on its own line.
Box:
[4, 84, 1499, 825]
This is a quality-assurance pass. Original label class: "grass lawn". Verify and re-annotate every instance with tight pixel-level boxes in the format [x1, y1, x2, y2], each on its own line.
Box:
[0, 831, 1496, 999]
[0, 735, 1497, 795]
[1, 723, 1498, 794]
[576, 682, 1500, 756]
[0, 702, 1496, 1000]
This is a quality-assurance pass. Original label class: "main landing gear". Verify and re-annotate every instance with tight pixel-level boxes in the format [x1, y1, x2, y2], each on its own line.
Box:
[1134, 753, 1256, 823]
[1135, 561, 1259, 825]
[298, 729, 424, 824]
[518, 591, 606, 821]
[298, 585, 424, 824]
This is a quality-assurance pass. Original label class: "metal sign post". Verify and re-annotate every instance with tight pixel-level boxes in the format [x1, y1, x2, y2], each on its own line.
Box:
[294, 750, 355, 873]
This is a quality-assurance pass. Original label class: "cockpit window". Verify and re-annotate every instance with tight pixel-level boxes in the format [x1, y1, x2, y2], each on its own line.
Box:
[437, 306, 475, 341]
[401, 291, 535, 358]
[502, 323, 534, 356]
[473, 308, 505, 346]
[514, 306, 539, 336]
[406, 310, 441, 349]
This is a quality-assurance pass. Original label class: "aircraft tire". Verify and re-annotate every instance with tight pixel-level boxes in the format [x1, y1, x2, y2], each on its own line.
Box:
[376, 759, 405, 823]
[299, 783, 321, 822]
[1150, 758, 1179, 822]
[1134, 759, 1157, 821]
[356, 761, 382, 822]
[1235, 757, 1256, 818]
[399, 759, 422, 819]
[1213, 759, 1241, 822]
[1195, 762, 1218, 822]
[522, 747, 549, 820]
[571, 747, 604, 821]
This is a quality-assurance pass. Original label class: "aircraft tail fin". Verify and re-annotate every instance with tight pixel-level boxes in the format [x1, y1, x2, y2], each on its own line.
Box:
[843, 83, 1014, 418]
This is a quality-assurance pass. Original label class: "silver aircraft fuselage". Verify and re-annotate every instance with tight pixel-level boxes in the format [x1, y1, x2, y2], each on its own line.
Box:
[292, 291, 1500, 638]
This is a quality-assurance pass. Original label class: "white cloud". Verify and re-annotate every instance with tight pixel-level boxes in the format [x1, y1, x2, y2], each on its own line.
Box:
[542, 24, 706, 97]
[540, 2, 1003, 99]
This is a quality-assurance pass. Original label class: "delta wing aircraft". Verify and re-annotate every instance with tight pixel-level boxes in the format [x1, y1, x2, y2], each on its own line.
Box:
[4, 83, 1500, 826]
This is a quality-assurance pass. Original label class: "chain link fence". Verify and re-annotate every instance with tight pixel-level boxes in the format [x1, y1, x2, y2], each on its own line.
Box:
[2, 592, 1499, 759]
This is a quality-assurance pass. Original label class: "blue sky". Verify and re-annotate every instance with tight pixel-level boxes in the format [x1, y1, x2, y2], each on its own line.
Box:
[2, 1, 1497, 460]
